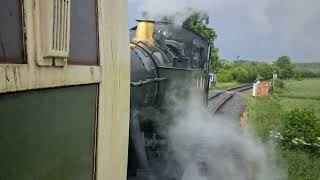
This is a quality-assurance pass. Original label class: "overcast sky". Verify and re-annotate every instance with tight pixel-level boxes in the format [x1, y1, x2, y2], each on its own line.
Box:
[128, 0, 320, 62]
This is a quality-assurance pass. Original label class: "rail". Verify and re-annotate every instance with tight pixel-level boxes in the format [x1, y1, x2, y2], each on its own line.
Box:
[209, 85, 253, 113]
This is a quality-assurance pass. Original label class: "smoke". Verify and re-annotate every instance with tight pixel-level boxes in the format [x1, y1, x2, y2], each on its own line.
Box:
[128, 78, 285, 179]
[129, 0, 320, 32]
[162, 93, 285, 180]
[129, 0, 320, 61]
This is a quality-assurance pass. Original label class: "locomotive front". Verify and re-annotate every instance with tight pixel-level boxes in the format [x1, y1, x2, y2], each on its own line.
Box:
[128, 20, 211, 179]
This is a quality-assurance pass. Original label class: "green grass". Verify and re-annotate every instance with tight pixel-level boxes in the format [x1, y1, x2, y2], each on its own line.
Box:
[280, 98, 320, 118]
[248, 96, 283, 140]
[247, 78, 320, 180]
[278, 78, 320, 118]
[281, 149, 320, 180]
[212, 81, 246, 91]
[280, 78, 320, 100]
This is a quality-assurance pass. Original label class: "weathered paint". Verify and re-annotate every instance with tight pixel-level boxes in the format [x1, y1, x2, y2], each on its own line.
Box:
[0, 0, 101, 94]
[0, 64, 101, 93]
[256, 81, 272, 96]
[96, 0, 130, 179]
[0, 0, 130, 179]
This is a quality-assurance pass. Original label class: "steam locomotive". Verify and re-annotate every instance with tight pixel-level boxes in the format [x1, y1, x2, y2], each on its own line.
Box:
[128, 20, 211, 179]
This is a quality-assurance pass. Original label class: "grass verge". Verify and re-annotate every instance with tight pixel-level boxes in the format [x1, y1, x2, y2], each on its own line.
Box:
[279, 79, 320, 100]
[247, 78, 320, 180]
[212, 81, 246, 91]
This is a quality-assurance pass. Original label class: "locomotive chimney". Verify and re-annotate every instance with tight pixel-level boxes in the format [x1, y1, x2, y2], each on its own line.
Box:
[135, 20, 155, 46]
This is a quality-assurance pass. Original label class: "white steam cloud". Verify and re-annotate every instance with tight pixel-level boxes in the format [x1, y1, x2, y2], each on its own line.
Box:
[129, 0, 320, 62]
[166, 97, 284, 180]
[129, 0, 320, 32]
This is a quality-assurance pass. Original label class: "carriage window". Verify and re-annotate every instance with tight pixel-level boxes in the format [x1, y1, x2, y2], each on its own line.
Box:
[0, 85, 98, 180]
[69, 0, 98, 65]
[0, 0, 24, 64]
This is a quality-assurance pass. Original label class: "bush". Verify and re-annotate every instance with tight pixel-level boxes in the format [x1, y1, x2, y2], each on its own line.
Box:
[248, 96, 283, 141]
[231, 64, 258, 83]
[217, 69, 234, 82]
[274, 79, 285, 89]
[293, 69, 304, 80]
[256, 62, 278, 80]
[281, 149, 320, 180]
[293, 69, 318, 79]
[280, 109, 320, 154]
[232, 67, 248, 82]
[275, 56, 294, 79]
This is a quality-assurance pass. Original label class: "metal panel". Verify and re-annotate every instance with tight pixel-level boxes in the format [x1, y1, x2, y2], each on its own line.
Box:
[0, 85, 98, 180]
[0, 0, 24, 64]
[69, 0, 98, 65]
[157, 67, 208, 107]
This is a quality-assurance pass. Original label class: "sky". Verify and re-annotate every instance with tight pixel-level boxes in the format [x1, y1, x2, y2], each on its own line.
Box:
[128, 0, 320, 62]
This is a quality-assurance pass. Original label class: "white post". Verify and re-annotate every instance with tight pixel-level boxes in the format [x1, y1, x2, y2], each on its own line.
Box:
[252, 83, 256, 97]
[272, 74, 278, 90]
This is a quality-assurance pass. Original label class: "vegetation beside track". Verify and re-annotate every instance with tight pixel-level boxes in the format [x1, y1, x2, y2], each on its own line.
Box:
[211, 81, 246, 91]
[279, 79, 320, 100]
[215, 57, 320, 84]
[247, 78, 320, 180]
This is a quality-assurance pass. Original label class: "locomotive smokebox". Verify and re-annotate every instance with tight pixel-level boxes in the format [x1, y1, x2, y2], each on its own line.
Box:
[135, 20, 155, 46]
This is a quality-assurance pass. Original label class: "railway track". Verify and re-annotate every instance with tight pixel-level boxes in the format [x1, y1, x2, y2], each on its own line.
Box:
[208, 85, 253, 114]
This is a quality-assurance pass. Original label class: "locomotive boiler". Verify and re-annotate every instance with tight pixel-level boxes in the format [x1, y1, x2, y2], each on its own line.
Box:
[128, 20, 211, 179]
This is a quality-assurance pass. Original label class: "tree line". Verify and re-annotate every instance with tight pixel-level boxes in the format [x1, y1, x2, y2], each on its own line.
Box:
[216, 56, 320, 83]
[160, 11, 319, 83]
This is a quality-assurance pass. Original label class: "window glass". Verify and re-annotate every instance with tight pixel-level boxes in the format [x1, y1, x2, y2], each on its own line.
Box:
[0, 85, 98, 180]
[0, 0, 24, 64]
[69, 0, 98, 65]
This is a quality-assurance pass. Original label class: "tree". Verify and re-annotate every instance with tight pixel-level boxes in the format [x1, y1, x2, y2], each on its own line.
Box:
[217, 59, 234, 70]
[275, 56, 291, 68]
[232, 67, 249, 83]
[217, 69, 234, 82]
[275, 56, 294, 79]
[183, 11, 219, 71]
[163, 11, 219, 71]
[256, 62, 279, 80]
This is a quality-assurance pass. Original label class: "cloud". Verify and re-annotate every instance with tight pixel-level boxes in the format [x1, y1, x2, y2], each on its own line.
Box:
[129, 0, 320, 62]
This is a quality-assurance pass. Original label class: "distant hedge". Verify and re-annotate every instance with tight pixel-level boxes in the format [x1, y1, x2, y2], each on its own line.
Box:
[216, 57, 320, 83]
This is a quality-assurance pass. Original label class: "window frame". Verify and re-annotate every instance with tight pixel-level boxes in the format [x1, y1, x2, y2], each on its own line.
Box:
[0, 0, 131, 180]
[0, 0, 26, 64]
[0, 0, 101, 94]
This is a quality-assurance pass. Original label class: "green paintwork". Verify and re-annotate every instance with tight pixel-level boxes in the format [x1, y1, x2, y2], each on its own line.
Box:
[157, 67, 208, 107]
[0, 85, 98, 180]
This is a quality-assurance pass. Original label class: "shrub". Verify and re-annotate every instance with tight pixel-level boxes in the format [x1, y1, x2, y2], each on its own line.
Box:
[256, 62, 278, 80]
[248, 96, 283, 141]
[232, 67, 248, 82]
[275, 56, 294, 79]
[274, 79, 285, 89]
[231, 64, 258, 83]
[281, 149, 320, 180]
[217, 69, 234, 82]
[293, 69, 318, 79]
[293, 69, 304, 80]
[280, 109, 320, 154]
